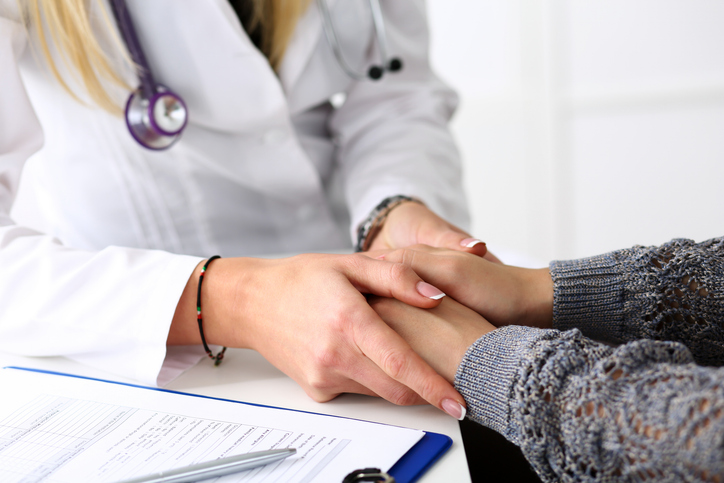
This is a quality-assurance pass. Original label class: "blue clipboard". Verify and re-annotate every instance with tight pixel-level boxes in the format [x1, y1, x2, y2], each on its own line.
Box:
[3, 366, 451, 483]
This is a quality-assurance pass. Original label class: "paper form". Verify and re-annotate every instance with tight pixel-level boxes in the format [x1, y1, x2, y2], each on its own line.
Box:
[0, 368, 424, 482]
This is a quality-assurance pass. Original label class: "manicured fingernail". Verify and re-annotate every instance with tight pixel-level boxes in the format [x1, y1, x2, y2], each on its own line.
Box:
[461, 238, 484, 248]
[417, 281, 446, 300]
[442, 399, 466, 421]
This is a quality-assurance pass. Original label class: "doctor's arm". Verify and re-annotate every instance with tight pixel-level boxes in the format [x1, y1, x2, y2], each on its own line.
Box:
[167, 253, 467, 419]
[327, 0, 498, 261]
[0, 13, 464, 412]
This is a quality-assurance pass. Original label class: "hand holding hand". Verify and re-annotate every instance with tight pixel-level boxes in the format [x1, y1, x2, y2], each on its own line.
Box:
[366, 201, 501, 263]
[170, 253, 467, 419]
[369, 296, 496, 383]
[375, 245, 554, 329]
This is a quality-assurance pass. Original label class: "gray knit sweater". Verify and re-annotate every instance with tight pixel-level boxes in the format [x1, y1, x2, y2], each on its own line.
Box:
[454, 237, 724, 482]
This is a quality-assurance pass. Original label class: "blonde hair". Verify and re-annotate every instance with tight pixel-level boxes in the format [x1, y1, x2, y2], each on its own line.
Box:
[26, 0, 310, 114]
[26, 0, 131, 114]
[243, 0, 312, 70]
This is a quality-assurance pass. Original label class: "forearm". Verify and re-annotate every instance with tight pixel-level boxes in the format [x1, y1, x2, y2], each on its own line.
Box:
[328, 0, 469, 241]
[551, 237, 724, 364]
[455, 325, 724, 482]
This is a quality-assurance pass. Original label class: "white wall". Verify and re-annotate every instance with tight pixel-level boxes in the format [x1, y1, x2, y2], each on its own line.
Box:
[427, 0, 724, 264]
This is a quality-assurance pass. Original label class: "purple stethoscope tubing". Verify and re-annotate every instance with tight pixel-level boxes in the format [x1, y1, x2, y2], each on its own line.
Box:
[109, 0, 188, 150]
[109, 0, 401, 149]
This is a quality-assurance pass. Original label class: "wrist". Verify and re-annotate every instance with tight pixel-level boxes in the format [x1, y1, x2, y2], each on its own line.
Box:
[168, 257, 258, 350]
[200, 257, 259, 350]
[522, 268, 554, 329]
[168, 260, 206, 345]
[355, 195, 422, 252]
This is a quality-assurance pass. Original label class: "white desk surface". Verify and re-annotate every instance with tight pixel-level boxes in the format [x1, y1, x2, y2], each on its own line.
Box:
[0, 348, 471, 482]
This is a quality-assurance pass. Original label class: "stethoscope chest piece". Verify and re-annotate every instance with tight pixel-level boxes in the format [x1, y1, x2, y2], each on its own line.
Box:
[125, 86, 187, 150]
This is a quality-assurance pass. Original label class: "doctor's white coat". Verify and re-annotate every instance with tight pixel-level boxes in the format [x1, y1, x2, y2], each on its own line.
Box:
[0, 0, 469, 385]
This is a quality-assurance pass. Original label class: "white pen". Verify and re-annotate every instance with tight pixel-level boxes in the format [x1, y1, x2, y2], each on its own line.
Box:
[115, 448, 296, 483]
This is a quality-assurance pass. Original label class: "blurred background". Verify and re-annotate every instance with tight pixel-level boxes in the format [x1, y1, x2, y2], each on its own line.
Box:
[426, 0, 724, 265]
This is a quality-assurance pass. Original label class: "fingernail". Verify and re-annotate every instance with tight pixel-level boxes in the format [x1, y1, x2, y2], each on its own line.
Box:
[442, 398, 466, 421]
[461, 238, 485, 248]
[417, 281, 446, 300]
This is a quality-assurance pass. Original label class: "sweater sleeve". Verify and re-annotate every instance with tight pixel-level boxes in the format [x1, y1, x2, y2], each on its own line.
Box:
[455, 325, 724, 482]
[550, 237, 724, 365]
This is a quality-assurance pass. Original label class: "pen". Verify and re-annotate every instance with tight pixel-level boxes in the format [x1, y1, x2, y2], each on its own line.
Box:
[115, 448, 296, 483]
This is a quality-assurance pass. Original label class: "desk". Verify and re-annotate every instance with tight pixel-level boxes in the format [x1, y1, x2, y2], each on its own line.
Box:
[0, 348, 471, 482]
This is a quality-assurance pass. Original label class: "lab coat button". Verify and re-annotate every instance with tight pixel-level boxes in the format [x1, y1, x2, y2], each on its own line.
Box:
[263, 129, 286, 145]
[330, 92, 347, 108]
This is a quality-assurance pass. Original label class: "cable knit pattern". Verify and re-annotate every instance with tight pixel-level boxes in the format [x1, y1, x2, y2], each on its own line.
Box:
[454, 237, 724, 482]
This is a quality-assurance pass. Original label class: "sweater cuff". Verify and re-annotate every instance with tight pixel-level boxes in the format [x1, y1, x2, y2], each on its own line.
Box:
[454, 325, 552, 444]
[550, 253, 626, 343]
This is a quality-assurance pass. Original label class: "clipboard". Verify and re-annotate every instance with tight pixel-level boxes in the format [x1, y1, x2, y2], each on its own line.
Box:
[1, 366, 451, 483]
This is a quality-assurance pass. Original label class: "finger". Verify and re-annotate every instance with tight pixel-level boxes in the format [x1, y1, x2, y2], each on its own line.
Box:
[342, 254, 446, 309]
[302, 377, 379, 403]
[352, 304, 467, 419]
[281, 341, 424, 404]
[483, 250, 504, 264]
[379, 248, 448, 285]
[295, 332, 427, 405]
[335, 357, 427, 406]
[432, 229, 487, 257]
[361, 248, 393, 260]
[302, 370, 392, 402]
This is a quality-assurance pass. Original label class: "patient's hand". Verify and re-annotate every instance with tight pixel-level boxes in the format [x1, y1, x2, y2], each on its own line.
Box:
[369, 297, 495, 383]
[374, 246, 554, 329]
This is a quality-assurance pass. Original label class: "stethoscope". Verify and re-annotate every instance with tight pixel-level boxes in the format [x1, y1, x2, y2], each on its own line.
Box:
[110, 0, 402, 150]
[315, 0, 402, 81]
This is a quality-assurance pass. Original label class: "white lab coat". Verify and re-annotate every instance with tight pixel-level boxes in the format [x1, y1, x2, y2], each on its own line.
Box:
[0, 0, 469, 385]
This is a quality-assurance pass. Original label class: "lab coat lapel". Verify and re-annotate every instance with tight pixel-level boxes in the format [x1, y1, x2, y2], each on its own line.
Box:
[277, 0, 338, 94]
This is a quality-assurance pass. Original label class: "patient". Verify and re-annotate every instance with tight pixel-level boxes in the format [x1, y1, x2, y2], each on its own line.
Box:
[371, 237, 724, 482]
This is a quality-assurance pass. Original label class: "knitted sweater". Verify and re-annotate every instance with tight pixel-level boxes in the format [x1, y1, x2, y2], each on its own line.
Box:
[454, 237, 724, 482]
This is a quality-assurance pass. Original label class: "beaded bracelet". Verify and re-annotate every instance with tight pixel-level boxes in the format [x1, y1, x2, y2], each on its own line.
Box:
[354, 195, 422, 252]
[197, 255, 226, 366]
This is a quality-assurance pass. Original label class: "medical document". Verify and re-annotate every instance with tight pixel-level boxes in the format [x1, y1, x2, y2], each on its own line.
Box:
[0, 368, 424, 482]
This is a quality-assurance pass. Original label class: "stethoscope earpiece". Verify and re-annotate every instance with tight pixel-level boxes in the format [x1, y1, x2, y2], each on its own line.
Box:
[368, 66, 384, 81]
[388, 58, 403, 73]
[317, 0, 403, 81]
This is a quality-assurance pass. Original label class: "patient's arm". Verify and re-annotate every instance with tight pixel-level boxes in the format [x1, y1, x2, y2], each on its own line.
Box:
[368, 297, 494, 382]
[374, 245, 553, 330]
[371, 297, 724, 482]
[378, 237, 724, 366]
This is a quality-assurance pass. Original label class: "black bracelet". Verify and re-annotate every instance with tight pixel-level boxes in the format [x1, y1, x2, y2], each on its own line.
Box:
[196, 255, 226, 366]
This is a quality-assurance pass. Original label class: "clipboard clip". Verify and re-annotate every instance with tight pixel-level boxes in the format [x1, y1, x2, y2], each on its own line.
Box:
[343, 467, 396, 483]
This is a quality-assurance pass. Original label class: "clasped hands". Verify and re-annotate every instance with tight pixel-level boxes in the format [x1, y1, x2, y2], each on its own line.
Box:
[170, 202, 553, 420]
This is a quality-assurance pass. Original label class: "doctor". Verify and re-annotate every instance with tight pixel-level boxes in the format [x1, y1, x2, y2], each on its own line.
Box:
[0, 0, 487, 419]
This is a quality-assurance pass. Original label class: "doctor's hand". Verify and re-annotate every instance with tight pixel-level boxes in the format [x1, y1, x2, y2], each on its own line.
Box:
[366, 201, 502, 263]
[378, 246, 554, 330]
[368, 296, 496, 384]
[169, 254, 467, 420]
